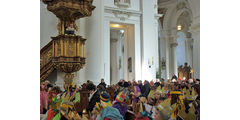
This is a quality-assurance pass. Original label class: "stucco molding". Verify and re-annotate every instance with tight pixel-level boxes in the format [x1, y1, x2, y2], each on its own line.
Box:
[105, 6, 142, 21]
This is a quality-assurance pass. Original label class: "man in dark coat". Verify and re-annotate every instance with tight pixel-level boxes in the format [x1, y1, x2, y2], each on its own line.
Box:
[98, 78, 107, 89]
[86, 83, 100, 113]
[142, 80, 151, 98]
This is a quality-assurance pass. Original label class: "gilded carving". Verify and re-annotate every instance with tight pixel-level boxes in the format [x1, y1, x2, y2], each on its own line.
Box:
[41, 0, 95, 82]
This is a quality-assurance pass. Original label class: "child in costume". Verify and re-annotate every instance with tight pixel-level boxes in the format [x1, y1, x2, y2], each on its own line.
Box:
[93, 92, 124, 120]
[47, 86, 62, 120]
[130, 84, 141, 106]
[40, 82, 48, 114]
[133, 97, 153, 120]
[112, 89, 128, 119]
[169, 91, 184, 120]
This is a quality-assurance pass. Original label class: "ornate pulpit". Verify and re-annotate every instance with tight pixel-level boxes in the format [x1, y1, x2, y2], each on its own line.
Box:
[41, 0, 95, 86]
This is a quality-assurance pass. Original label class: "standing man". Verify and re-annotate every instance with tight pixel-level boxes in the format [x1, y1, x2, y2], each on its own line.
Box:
[98, 78, 107, 89]
[142, 80, 151, 98]
[86, 83, 100, 113]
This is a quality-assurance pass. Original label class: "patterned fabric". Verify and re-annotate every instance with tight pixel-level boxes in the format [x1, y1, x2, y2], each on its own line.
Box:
[133, 86, 141, 102]
[112, 101, 128, 119]
[47, 109, 55, 120]
[40, 91, 48, 114]
[52, 112, 61, 120]
[147, 90, 155, 99]
[100, 107, 124, 120]
[116, 91, 126, 103]
[73, 92, 80, 104]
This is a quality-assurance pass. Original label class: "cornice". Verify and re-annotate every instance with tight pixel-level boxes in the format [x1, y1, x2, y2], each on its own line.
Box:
[104, 6, 142, 17]
[158, 0, 176, 8]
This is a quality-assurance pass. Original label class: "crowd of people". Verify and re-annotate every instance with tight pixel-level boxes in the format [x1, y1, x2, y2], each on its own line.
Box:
[40, 77, 200, 120]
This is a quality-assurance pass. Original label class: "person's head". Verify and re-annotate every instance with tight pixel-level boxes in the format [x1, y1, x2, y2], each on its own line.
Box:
[51, 86, 62, 97]
[150, 80, 154, 86]
[70, 85, 76, 92]
[154, 92, 161, 100]
[101, 78, 104, 83]
[100, 92, 110, 102]
[40, 82, 46, 91]
[196, 79, 200, 84]
[144, 80, 148, 85]
[193, 84, 200, 95]
[138, 80, 142, 84]
[86, 83, 96, 94]
[154, 108, 163, 120]
[97, 85, 105, 92]
[133, 81, 138, 86]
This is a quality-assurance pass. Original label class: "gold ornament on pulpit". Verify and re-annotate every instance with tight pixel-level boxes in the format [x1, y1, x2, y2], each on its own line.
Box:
[41, 0, 95, 83]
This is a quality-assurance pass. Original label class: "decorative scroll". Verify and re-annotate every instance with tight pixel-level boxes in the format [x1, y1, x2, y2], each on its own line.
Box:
[41, 41, 54, 82]
[42, 0, 95, 21]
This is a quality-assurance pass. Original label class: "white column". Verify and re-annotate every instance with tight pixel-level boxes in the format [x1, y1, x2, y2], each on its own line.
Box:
[171, 42, 178, 77]
[186, 32, 193, 68]
[190, 22, 200, 79]
[165, 37, 169, 80]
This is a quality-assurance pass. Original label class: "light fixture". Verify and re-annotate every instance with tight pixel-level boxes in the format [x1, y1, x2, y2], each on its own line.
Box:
[110, 24, 121, 28]
[177, 25, 182, 30]
[120, 29, 124, 33]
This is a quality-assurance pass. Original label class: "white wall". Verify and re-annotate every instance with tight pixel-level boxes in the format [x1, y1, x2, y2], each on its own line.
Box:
[140, 0, 159, 81]
[104, 0, 140, 11]
[40, 2, 58, 49]
[85, 0, 106, 85]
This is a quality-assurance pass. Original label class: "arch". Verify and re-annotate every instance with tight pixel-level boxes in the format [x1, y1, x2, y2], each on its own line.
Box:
[162, 1, 193, 36]
[172, 8, 193, 30]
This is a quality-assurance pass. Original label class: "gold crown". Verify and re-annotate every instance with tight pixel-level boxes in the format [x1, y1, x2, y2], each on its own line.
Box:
[157, 98, 177, 116]
[170, 91, 182, 95]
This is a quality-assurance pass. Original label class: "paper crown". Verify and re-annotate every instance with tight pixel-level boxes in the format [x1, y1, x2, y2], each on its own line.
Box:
[156, 86, 165, 94]
[116, 91, 126, 103]
[100, 92, 110, 102]
[170, 91, 184, 104]
[170, 91, 182, 95]
[156, 98, 177, 117]
[178, 103, 197, 120]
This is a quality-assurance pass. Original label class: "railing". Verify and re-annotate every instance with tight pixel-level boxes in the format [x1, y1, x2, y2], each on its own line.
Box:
[40, 35, 87, 82]
[40, 41, 54, 81]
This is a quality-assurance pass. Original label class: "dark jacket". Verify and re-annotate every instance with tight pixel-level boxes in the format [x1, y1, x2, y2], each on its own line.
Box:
[98, 82, 107, 88]
[86, 90, 100, 112]
[142, 83, 151, 98]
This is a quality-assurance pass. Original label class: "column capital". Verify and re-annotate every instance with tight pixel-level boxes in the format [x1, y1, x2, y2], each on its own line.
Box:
[170, 42, 178, 47]
[169, 35, 177, 44]
[190, 22, 200, 34]
[186, 32, 192, 38]
[187, 38, 193, 49]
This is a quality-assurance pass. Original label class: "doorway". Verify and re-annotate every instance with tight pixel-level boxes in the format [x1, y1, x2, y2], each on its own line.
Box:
[110, 23, 135, 85]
